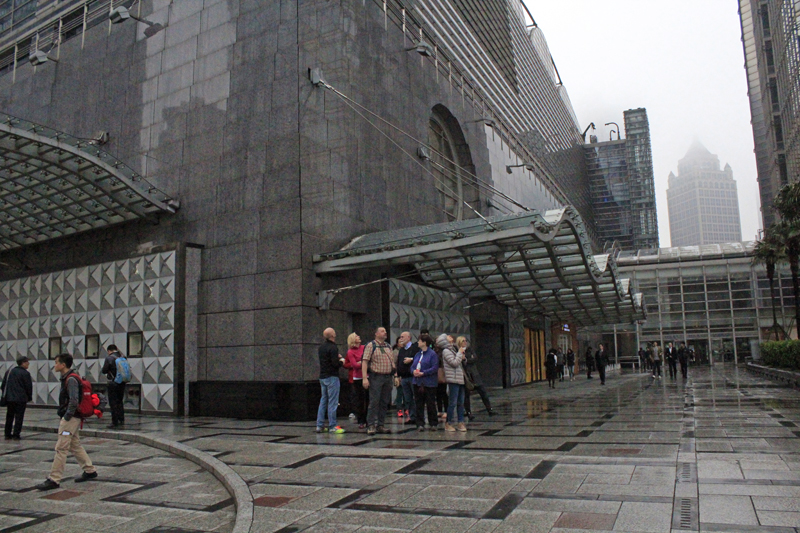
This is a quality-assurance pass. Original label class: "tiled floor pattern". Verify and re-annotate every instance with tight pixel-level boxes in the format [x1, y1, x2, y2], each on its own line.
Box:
[5, 365, 800, 533]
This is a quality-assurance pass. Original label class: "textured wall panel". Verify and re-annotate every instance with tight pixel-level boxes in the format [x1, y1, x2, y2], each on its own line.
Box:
[508, 308, 526, 386]
[388, 279, 470, 342]
[0, 251, 176, 412]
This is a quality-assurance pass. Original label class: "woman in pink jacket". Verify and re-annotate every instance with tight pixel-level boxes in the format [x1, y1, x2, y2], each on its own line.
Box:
[344, 333, 368, 429]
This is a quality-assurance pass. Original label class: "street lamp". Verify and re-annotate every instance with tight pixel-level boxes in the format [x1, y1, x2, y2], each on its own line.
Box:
[29, 49, 58, 66]
[605, 122, 621, 140]
[506, 164, 535, 174]
[109, 6, 165, 38]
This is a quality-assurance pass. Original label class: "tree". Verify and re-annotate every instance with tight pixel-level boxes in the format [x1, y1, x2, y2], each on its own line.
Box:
[753, 232, 788, 340]
[773, 182, 800, 338]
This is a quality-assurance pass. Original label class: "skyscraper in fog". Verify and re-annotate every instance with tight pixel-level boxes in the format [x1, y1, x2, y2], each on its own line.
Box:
[739, 0, 800, 228]
[667, 142, 742, 246]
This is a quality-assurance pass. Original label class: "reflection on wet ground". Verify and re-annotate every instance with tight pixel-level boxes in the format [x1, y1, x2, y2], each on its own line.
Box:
[4, 364, 800, 532]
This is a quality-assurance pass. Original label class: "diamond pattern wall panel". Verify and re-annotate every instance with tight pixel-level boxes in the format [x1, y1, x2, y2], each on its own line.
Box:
[388, 279, 470, 343]
[508, 309, 526, 386]
[0, 251, 177, 412]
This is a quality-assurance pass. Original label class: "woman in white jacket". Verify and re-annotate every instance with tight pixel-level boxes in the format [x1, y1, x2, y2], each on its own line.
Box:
[436, 334, 467, 432]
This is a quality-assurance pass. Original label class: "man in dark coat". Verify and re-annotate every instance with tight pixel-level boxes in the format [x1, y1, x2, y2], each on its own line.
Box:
[595, 344, 608, 385]
[2, 356, 33, 440]
[463, 341, 494, 417]
[101, 344, 125, 428]
[585, 346, 594, 379]
[665, 343, 678, 379]
[678, 343, 689, 379]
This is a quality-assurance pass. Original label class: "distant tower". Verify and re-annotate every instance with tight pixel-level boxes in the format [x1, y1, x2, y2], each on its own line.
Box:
[584, 108, 658, 250]
[667, 142, 742, 246]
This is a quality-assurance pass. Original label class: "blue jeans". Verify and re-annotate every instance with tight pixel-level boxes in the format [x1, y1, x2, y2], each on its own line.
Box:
[447, 383, 465, 424]
[401, 377, 417, 420]
[317, 376, 341, 430]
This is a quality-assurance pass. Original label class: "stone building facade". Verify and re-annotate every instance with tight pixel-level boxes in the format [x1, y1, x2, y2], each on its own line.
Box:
[0, 0, 639, 419]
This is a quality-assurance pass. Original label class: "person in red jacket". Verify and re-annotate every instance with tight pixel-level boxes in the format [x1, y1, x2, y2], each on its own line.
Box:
[344, 333, 368, 429]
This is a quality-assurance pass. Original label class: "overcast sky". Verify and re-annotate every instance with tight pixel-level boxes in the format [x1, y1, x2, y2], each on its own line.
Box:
[522, 0, 761, 246]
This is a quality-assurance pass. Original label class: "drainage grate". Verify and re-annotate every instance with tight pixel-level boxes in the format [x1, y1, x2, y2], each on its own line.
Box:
[676, 462, 697, 483]
[672, 497, 699, 530]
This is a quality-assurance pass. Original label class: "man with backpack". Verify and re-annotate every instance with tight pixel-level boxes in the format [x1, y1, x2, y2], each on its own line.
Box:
[36, 353, 97, 490]
[361, 327, 395, 436]
[102, 344, 130, 428]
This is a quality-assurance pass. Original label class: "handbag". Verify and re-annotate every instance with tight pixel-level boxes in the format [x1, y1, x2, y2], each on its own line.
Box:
[437, 367, 446, 384]
[463, 370, 475, 392]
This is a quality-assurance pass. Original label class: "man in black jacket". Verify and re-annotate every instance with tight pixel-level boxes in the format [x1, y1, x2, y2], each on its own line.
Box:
[595, 344, 608, 385]
[316, 328, 345, 434]
[2, 356, 33, 440]
[665, 343, 678, 379]
[101, 344, 125, 428]
[36, 353, 97, 490]
[395, 331, 417, 425]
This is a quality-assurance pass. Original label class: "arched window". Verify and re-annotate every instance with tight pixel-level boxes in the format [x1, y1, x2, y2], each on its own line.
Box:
[428, 115, 462, 221]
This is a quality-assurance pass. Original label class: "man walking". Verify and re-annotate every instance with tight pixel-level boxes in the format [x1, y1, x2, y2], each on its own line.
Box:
[665, 342, 678, 379]
[2, 356, 33, 440]
[101, 344, 126, 428]
[595, 343, 608, 385]
[678, 343, 689, 379]
[362, 327, 395, 436]
[585, 346, 594, 379]
[316, 328, 345, 434]
[36, 353, 97, 490]
[651, 342, 662, 379]
[395, 331, 417, 425]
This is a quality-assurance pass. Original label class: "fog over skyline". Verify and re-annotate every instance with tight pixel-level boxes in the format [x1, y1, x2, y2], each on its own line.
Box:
[522, 0, 761, 246]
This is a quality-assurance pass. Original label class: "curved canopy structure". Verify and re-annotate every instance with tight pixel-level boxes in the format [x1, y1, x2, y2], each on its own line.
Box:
[0, 113, 177, 251]
[314, 208, 645, 326]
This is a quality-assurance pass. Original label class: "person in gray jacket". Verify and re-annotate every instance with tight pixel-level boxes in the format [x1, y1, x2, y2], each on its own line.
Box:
[2, 356, 33, 440]
[438, 334, 467, 432]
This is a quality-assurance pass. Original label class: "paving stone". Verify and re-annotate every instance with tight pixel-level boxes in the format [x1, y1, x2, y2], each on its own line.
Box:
[756, 510, 800, 527]
[612, 502, 673, 532]
[699, 495, 758, 525]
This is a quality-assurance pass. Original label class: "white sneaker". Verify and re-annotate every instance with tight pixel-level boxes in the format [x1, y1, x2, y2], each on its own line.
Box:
[348, 413, 356, 420]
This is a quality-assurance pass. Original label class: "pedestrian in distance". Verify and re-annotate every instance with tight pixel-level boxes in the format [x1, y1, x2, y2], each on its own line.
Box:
[678, 343, 689, 379]
[395, 331, 418, 425]
[411, 333, 439, 431]
[665, 342, 678, 379]
[585, 346, 594, 379]
[556, 348, 565, 382]
[362, 327, 395, 436]
[2, 356, 33, 440]
[546, 348, 558, 388]
[651, 342, 662, 379]
[458, 337, 494, 418]
[101, 344, 129, 429]
[565, 348, 575, 381]
[35, 353, 98, 490]
[343, 333, 368, 429]
[638, 346, 648, 372]
[595, 343, 608, 385]
[316, 328, 346, 434]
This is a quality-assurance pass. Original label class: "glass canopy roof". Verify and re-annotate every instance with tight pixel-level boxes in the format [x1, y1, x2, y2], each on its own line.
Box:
[315, 208, 645, 326]
[0, 113, 177, 251]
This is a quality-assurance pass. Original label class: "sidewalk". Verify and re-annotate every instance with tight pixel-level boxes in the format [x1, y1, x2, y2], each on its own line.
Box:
[3, 365, 800, 533]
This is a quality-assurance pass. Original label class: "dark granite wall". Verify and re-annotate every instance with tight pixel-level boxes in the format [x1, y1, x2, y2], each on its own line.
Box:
[0, 0, 580, 418]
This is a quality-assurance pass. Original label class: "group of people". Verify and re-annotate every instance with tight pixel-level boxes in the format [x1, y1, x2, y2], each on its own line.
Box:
[543, 344, 612, 389]
[639, 341, 690, 379]
[1, 344, 132, 491]
[316, 327, 494, 435]
[544, 347, 577, 387]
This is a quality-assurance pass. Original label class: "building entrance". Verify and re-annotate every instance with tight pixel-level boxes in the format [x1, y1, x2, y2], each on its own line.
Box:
[475, 322, 506, 388]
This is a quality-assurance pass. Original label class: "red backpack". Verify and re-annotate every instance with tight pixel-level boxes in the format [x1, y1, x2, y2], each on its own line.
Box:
[67, 373, 98, 419]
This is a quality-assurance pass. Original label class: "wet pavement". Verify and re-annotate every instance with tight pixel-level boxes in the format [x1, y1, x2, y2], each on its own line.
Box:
[3, 365, 800, 533]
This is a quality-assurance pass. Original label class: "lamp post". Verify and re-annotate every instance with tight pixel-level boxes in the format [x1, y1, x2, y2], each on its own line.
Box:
[605, 122, 621, 140]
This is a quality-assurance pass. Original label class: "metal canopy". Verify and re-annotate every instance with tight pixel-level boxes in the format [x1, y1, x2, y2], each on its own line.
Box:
[314, 208, 645, 326]
[0, 113, 177, 251]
